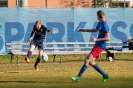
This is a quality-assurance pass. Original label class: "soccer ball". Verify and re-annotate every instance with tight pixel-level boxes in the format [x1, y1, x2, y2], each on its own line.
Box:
[41, 54, 48, 62]
[108, 56, 113, 62]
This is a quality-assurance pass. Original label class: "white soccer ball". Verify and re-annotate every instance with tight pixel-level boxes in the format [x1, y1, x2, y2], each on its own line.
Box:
[41, 54, 48, 62]
[108, 57, 113, 62]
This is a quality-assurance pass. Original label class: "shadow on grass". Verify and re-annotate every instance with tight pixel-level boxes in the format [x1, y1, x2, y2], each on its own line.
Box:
[0, 80, 74, 84]
[0, 81, 37, 83]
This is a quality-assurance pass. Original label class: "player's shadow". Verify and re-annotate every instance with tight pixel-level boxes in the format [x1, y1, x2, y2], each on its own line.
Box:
[0, 80, 37, 83]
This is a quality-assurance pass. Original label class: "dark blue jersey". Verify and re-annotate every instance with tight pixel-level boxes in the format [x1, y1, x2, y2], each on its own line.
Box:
[95, 21, 109, 49]
[30, 25, 48, 41]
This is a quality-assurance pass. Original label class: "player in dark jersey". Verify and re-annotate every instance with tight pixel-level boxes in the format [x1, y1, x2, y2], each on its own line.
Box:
[70, 10, 110, 82]
[24, 20, 52, 70]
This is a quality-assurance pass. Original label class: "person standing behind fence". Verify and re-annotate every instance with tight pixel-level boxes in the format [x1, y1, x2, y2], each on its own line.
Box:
[70, 10, 110, 82]
[24, 20, 52, 70]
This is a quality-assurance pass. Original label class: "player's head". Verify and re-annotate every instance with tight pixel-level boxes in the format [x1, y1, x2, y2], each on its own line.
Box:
[35, 20, 42, 29]
[97, 10, 105, 21]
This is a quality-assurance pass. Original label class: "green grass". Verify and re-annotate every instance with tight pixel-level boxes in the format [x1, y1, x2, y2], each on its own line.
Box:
[0, 54, 133, 88]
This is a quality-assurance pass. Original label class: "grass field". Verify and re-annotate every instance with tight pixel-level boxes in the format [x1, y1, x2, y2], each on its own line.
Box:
[0, 54, 133, 88]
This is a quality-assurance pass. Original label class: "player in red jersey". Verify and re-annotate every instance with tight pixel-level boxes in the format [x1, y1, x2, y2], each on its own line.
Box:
[70, 10, 110, 82]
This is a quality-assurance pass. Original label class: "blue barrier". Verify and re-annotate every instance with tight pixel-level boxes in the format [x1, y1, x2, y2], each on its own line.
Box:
[0, 8, 133, 54]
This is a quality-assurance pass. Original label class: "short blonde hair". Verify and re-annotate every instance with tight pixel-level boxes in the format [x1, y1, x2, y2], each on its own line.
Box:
[35, 20, 42, 26]
[97, 10, 105, 19]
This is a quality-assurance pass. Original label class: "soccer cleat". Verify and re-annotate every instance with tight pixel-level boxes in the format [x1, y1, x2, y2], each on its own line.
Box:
[34, 64, 39, 70]
[34, 65, 39, 70]
[24, 56, 30, 63]
[70, 76, 80, 82]
[102, 74, 109, 82]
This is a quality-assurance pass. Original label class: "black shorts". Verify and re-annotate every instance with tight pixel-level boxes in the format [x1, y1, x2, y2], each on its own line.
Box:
[30, 39, 45, 50]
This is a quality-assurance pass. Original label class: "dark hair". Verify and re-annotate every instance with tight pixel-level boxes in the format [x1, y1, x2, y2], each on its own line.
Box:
[97, 10, 105, 19]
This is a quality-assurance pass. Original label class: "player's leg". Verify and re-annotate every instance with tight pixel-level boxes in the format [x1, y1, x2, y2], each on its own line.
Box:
[24, 44, 35, 63]
[24, 40, 36, 63]
[34, 48, 43, 70]
[77, 54, 92, 77]
[89, 58, 109, 82]
[34, 42, 44, 70]
[70, 53, 93, 82]
[89, 46, 109, 82]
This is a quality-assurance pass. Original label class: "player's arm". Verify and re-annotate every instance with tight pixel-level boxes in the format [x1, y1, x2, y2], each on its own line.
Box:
[78, 28, 98, 32]
[27, 28, 35, 42]
[47, 29, 52, 34]
[43, 25, 52, 34]
[92, 32, 110, 42]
